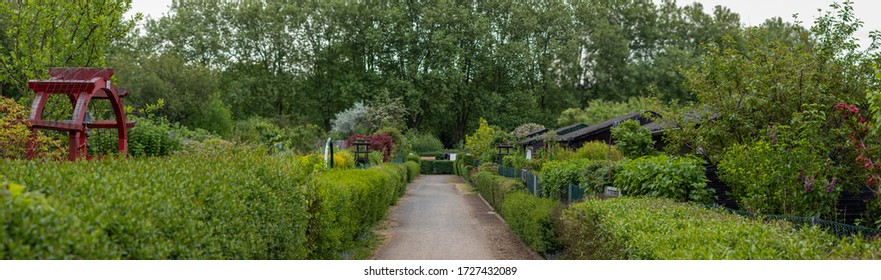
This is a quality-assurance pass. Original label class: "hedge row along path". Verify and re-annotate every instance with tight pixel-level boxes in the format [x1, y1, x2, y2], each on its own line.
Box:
[372, 175, 540, 260]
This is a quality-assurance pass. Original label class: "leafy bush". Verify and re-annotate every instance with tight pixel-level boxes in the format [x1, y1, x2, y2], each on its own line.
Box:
[540, 159, 592, 201]
[611, 119, 654, 158]
[280, 124, 325, 154]
[561, 198, 881, 259]
[368, 151, 383, 165]
[579, 161, 616, 195]
[473, 172, 523, 212]
[465, 118, 496, 163]
[191, 96, 233, 138]
[0, 97, 63, 160]
[332, 150, 355, 169]
[91, 116, 182, 157]
[719, 143, 841, 217]
[405, 154, 421, 163]
[402, 161, 420, 181]
[375, 127, 406, 158]
[232, 116, 282, 145]
[501, 192, 562, 253]
[574, 141, 622, 161]
[407, 132, 444, 154]
[613, 155, 713, 203]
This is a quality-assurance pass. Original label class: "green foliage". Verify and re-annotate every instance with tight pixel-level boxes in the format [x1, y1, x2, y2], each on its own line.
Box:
[718, 107, 843, 218]
[192, 96, 234, 138]
[473, 172, 523, 213]
[1, 145, 312, 259]
[611, 120, 654, 158]
[662, 2, 878, 163]
[402, 161, 420, 182]
[578, 161, 617, 195]
[0, 97, 63, 160]
[0, 0, 139, 98]
[91, 116, 182, 157]
[405, 154, 421, 164]
[574, 141, 622, 161]
[558, 97, 653, 126]
[613, 155, 713, 203]
[540, 159, 592, 201]
[407, 132, 445, 154]
[501, 192, 562, 254]
[368, 151, 383, 165]
[375, 127, 406, 158]
[465, 118, 496, 163]
[419, 160, 454, 175]
[306, 164, 412, 259]
[562, 198, 881, 259]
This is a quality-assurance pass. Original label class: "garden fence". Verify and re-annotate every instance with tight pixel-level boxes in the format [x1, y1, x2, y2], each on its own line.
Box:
[499, 166, 585, 203]
[707, 205, 881, 238]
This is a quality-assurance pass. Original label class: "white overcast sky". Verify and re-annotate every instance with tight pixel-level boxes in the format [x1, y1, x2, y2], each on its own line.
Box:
[127, 0, 881, 48]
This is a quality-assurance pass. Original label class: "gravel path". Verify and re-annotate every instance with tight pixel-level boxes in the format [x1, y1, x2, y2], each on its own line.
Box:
[372, 175, 541, 260]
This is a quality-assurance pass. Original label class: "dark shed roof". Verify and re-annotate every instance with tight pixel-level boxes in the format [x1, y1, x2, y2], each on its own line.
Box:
[556, 111, 662, 142]
[519, 123, 588, 145]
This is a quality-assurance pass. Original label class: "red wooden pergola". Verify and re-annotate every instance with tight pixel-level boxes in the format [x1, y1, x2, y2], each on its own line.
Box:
[25, 67, 135, 160]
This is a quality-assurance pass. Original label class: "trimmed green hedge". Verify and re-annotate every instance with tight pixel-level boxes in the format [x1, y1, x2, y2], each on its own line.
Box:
[473, 172, 522, 211]
[501, 192, 562, 253]
[1, 145, 418, 260]
[561, 197, 881, 259]
[1, 146, 313, 259]
[420, 160, 454, 175]
[472, 172, 561, 254]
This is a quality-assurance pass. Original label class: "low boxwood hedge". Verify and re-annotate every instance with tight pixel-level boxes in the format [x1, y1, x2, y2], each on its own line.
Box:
[561, 197, 881, 259]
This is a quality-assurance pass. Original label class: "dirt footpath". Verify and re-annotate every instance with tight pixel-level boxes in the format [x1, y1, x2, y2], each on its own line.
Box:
[372, 175, 541, 260]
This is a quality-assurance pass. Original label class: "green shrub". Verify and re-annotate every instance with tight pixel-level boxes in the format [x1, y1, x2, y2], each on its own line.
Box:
[405, 154, 421, 164]
[192, 96, 234, 138]
[460, 154, 475, 167]
[407, 132, 444, 153]
[402, 161, 420, 181]
[540, 159, 592, 201]
[717, 109, 844, 218]
[562, 198, 881, 259]
[574, 141, 622, 161]
[369, 151, 384, 165]
[613, 155, 713, 203]
[579, 161, 616, 195]
[473, 172, 523, 211]
[611, 119, 654, 158]
[501, 192, 562, 253]
[91, 116, 182, 157]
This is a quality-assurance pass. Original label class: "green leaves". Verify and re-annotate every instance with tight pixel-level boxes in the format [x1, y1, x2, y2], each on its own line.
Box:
[611, 119, 655, 158]
[562, 198, 881, 259]
[613, 155, 713, 204]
